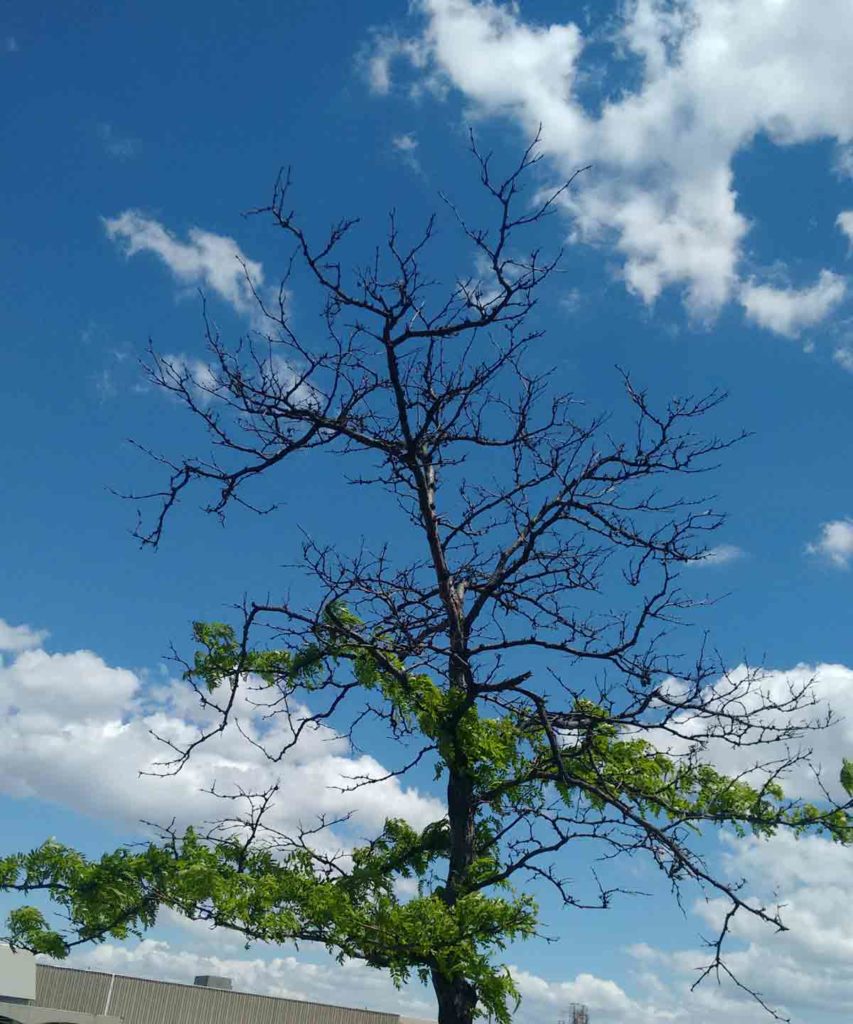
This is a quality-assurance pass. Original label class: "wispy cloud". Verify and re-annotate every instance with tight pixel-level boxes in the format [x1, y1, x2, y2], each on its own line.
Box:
[156, 353, 220, 407]
[835, 144, 853, 180]
[833, 343, 853, 373]
[360, 30, 431, 97]
[838, 210, 853, 248]
[391, 131, 423, 174]
[687, 543, 745, 568]
[153, 350, 312, 411]
[103, 211, 264, 320]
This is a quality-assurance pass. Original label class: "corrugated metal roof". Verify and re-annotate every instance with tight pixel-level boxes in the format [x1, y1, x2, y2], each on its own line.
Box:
[36, 965, 406, 1024]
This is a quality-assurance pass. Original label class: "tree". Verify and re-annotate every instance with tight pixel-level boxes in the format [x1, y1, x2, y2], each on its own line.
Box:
[3, 137, 852, 1024]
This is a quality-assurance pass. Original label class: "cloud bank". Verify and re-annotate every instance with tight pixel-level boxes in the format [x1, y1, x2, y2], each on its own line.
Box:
[368, 0, 852, 337]
[0, 621, 441, 843]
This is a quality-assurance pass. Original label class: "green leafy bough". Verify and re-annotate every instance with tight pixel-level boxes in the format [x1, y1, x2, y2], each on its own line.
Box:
[4, 610, 852, 1022]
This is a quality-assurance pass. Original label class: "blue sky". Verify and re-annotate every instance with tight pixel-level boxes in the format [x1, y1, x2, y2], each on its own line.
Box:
[1, 2, 853, 1022]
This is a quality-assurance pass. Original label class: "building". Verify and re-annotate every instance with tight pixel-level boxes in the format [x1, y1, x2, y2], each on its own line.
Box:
[0, 947, 430, 1024]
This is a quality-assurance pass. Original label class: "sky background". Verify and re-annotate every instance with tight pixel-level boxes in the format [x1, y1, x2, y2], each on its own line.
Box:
[1, 2, 852, 1022]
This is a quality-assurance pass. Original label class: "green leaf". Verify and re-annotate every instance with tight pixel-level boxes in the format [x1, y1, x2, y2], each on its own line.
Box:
[841, 758, 853, 798]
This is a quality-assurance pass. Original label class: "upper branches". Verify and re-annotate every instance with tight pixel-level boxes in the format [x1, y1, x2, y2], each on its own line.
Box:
[128, 135, 737, 683]
[17, 135, 848, 1024]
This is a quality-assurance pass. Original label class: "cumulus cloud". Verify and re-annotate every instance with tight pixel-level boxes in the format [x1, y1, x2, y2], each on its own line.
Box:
[740, 270, 847, 338]
[633, 831, 853, 1022]
[509, 966, 639, 1021]
[103, 211, 264, 320]
[54, 935, 646, 1023]
[807, 518, 853, 568]
[49, 934, 677, 1023]
[0, 625, 441, 841]
[650, 662, 853, 805]
[0, 618, 48, 654]
[56, 908, 844, 1024]
[369, 0, 853, 325]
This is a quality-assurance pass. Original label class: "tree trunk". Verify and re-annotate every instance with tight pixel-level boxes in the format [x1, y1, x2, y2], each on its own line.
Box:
[432, 967, 478, 1024]
[435, 651, 479, 1024]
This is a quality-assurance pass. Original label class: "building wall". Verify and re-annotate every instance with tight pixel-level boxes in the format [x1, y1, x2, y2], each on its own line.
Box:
[36, 966, 406, 1024]
[0, 947, 36, 1002]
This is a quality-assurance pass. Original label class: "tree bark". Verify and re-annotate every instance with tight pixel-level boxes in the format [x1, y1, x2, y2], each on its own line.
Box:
[432, 965, 478, 1024]
[433, 648, 479, 1024]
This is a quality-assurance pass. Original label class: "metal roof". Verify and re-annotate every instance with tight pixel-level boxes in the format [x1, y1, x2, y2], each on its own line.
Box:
[33, 963, 412, 1024]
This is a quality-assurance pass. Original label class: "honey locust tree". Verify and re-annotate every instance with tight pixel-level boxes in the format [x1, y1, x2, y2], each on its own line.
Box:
[4, 138, 853, 1024]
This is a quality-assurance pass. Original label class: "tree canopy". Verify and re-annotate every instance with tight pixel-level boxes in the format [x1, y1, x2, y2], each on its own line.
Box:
[4, 138, 852, 1024]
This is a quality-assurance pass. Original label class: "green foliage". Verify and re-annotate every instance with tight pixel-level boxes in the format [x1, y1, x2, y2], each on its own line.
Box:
[0, 838, 169, 956]
[3, 607, 853, 1024]
[841, 758, 853, 798]
[188, 621, 296, 691]
[0, 827, 533, 1024]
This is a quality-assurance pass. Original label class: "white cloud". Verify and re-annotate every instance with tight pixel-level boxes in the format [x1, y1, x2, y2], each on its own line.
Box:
[392, 132, 423, 175]
[371, 0, 853, 323]
[644, 831, 853, 1021]
[687, 543, 744, 567]
[509, 967, 639, 1020]
[103, 211, 264, 320]
[0, 618, 48, 654]
[392, 133, 419, 154]
[48, 935, 680, 1023]
[158, 352, 220, 406]
[838, 210, 853, 247]
[836, 145, 853, 180]
[650, 662, 853, 805]
[361, 31, 432, 97]
[155, 350, 314, 411]
[45, 876, 852, 1024]
[3, 36, 18, 53]
[834, 344, 853, 373]
[10, 643, 853, 1023]
[807, 518, 853, 569]
[739, 270, 847, 338]
[0, 630, 442, 842]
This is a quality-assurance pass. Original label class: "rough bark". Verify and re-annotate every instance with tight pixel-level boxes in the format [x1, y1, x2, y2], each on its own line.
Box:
[432, 966, 479, 1024]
